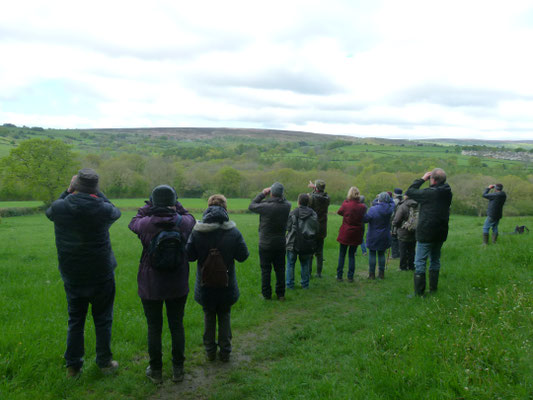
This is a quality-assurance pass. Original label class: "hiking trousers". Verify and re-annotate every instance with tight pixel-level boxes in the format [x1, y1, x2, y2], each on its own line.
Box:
[399, 240, 416, 270]
[203, 304, 232, 356]
[141, 295, 187, 370]
[259, 247, 286, 299]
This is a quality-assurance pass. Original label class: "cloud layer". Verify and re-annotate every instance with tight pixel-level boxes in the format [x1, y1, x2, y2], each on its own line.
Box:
[1, 0, 533, 139]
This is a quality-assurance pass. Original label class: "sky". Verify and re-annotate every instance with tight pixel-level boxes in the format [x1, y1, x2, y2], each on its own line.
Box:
[1, 0, 533, 140]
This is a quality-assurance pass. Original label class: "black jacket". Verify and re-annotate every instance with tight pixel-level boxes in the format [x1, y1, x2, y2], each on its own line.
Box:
[405, 179, 452, 243]
[186, 206, 249, 309]
[483, 189, 506, 220]
[46, 191, 121, 285]
[248, 193, 291, 250]
[309, 191, 330, 238]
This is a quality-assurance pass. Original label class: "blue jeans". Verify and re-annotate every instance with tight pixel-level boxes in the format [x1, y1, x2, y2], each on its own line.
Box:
[286, 250, 311, 288]
[368, 250, 386, 274]
[483, 217, 500, 234]
[337, 244, 357, 279]
[414, 242, 443, 274]
[64, 279, 115, 369]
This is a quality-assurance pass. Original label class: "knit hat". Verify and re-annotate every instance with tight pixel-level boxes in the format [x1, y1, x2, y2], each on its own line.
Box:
[271, 182, 284, 197]
[72, 168, 99, 194]
[151, 185, 177, 207]
[315, 179, 326, 192]
[378, 192, 391, 203]
[394, 188, 403, 194]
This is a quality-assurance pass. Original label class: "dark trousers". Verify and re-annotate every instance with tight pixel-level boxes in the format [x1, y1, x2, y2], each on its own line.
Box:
[203, 304, 232, 356]
[259, 247, 286, 299]
[391, 235, 400, 258]
[337, 243, 357, 279]
[399, 240, 416, 270]
[141, 295, 187, 370]
[311, 237, 325, 275]
[63, 278, 115, 369]
[369, 250, 386, 273]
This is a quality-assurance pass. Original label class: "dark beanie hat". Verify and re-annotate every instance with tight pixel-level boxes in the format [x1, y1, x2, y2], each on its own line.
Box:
[271, 182, 284, 197]
[394, 188, 403, 194]
[315, 179, 326, 191]
[151, 185, 177, 207]
[72, 168, 99, 194]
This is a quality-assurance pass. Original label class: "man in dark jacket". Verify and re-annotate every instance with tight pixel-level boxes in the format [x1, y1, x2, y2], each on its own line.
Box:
[390, 188, 403, 259]
[405, 168, 452, 296]
[286, 194, 318, 289]
[46, 168, 121, 378]
[482, 183, 507, 245]
[186, 195, 249, 363]
[128, 185, 195, 383]
[308, 179, 330, 277]
[249, 182, 291, 300]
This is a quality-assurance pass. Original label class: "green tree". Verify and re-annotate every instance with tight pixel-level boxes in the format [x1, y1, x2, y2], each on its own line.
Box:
[214, 166, 243, 197]
[0, 138, 79, 205]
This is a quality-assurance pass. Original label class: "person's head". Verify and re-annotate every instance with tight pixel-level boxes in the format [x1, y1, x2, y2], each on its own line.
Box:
[270, 182, 284, 198]
[298, 193, 309, 207]
[314, 179, 326, 192]
[72, 168, 99, 194]
[207, 194, 227, 210]
[347, 186, 360, 201]
[378, 192, 390, 203]
[151, 185, 177, 207]
[495, 183, 503, 191]
[394, 188, 403, 196]
[430, 168, 447, 185]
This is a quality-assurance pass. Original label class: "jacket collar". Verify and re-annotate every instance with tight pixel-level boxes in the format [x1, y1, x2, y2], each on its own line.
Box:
[193, 220, 236, 232]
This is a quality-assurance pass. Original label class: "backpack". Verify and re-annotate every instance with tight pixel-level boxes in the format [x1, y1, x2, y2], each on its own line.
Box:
[514, 225, 529, 234]
[148, 215, 184, 271]
[201, 230, 229, 288]
[401, 206, 419, 232]
[295, 208, 318, 255]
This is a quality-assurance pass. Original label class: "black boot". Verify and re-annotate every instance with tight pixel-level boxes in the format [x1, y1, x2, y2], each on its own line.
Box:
[316, 256, 323, 277]
[378, 269, 385, 279]
[483, 233, 489, 246]
[429, 270, 439, 293]
[413, 273, 426, 296]
[492, 232, 498, 244]
[368, 271, 375, 280]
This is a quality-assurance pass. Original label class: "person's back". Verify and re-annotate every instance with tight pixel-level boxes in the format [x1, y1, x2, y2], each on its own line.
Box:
[482, 184, 507, 244]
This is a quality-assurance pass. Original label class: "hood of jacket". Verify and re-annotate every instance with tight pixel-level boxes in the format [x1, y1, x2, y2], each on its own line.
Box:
[296, 205, 315, 220]
[63, 192, 106, 216]
[194, 206, 236, 233]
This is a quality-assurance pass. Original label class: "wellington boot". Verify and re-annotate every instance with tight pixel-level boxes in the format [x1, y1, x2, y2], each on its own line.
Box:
[482, 233, 489, 246]
[378, 270, 385, 279]
[413, 273, 426, 297]
[429, 270, 439, 293]
[492, 233, 498, 244]
[368, 272, 375, 280]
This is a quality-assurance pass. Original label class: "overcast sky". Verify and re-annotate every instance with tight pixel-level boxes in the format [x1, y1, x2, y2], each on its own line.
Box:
[1, 0, 533, 140]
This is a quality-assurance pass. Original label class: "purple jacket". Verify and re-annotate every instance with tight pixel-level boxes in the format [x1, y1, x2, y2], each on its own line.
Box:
[129, 201, 196, 300]
[363, 198, 395, 251]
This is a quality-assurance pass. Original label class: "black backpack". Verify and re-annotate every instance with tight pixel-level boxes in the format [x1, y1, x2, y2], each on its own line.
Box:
[148, 215, 184, 271]
[295, 209, 318, 255]
[201, 230, 229, 288]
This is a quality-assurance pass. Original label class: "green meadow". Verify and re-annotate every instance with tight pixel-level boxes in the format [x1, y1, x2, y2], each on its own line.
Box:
[0, 202, 532, 399]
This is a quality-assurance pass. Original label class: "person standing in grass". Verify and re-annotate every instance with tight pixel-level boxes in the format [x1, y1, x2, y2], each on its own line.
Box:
[286, 194, 319, 289]
[336, 187, 366, 282]
[390, 188, 403, 259]
[363, 192, 395, 279]
[482, 183, 507, 245]
[307, 179, 330, 277]
[128, 185, 195, 384]
[392, 194, 418, 271]
[46, 168, 121, 378]
[186, 195, 249, 363]
[249, 182, 291, 300]
[405, 168, 452, 296]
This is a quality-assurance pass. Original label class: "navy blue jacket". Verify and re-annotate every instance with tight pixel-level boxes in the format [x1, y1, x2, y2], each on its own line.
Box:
[248, 193, 291, 250]
[483, 188, 506, 220]
[46, 191, 121, 285]
[363, 198, 394, 251]
[186, 206, 249, 309]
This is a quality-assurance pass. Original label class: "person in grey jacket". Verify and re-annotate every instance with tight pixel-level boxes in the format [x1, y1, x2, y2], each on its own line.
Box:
[392, 195, 418, 271]
[46, 168, 121, 378]
[482, 184, 507, 245]
[249, 182, 291, 300]
[285, 194, 318, 289]
[186, 195, 249, 362]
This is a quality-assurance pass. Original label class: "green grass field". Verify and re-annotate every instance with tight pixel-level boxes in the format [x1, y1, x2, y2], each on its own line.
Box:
[0, 205, 531, 399]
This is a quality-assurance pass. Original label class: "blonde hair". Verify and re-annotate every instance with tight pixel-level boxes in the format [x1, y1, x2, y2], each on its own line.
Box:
[347, 186, 360, 201]
[207, 194, 227, 210]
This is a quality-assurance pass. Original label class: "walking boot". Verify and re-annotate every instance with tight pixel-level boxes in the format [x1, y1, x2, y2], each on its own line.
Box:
[429, 270, 439, 293]
[492, 232, 498, 244]
[482, 233, 489, 246]
[378, 270, 385, 279]
[316, 257, 323, 278]
[368, 271, 375, 280]
[408, 273, 426, 297]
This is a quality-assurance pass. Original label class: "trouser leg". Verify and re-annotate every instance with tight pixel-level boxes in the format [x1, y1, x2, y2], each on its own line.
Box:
[259, 248, 273, 299]
[217, 306, 232, 355]
[64, 284, 89, 369]
[285, 250, 296, 289]
[368, 250, 377, 276]
[299, 254, 311, 288]
[203, 308, 217, 356]
[315, 238, 324, 276]
[391, 235, 400, 258]
[337, 243, 347, 279]
[407, 241, 416, 270]
[91, 279, 115, 368]
[399, 240, 408, 270]
[272, 249, 286, 298]
[141, 299, 164, 370]
[347, 245, 357, 279]
[166, 295, 187, 367]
